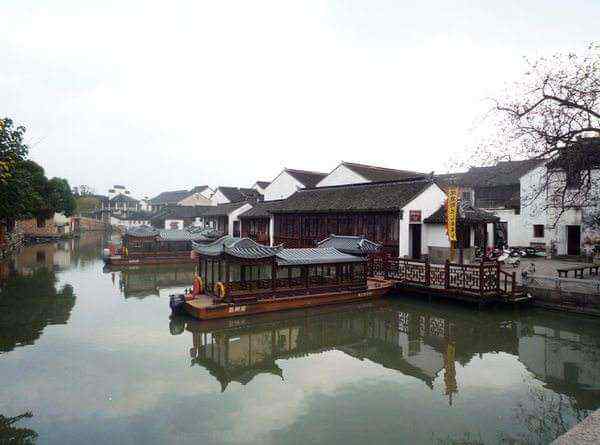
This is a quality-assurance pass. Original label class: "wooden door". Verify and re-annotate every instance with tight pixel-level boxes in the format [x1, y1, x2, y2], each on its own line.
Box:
[567, 225, 581, 255]
[410, 224, 422, 260]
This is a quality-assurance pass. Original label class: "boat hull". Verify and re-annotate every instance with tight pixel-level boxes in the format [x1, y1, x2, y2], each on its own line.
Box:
[105, 255, 194, 266]
[183, 278, 392, 320]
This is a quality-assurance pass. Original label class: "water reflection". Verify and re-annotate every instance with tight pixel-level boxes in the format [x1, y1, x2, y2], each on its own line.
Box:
[175, 299, 600, 414]
[3, 236, 600, 443]
[0, 267, 75, 355]
[114, 265, 196, 299]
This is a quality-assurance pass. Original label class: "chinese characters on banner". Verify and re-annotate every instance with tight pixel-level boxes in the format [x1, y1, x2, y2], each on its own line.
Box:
[446, 187, 458, 243]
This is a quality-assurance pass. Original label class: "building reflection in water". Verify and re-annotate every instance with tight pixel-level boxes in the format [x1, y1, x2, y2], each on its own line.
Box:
[115, 265, 196, 298]
[175, 299, 600, 412]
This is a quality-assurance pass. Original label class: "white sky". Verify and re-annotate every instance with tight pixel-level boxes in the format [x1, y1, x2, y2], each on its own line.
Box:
[1, 0, 598, 198]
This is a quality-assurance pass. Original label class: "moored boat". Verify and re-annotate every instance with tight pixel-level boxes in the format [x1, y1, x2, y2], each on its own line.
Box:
[178, 235, 393, 320]
[104, 226, 219, 267]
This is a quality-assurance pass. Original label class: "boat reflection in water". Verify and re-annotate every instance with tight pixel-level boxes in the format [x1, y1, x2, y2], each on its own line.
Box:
[109, 265, 196, 299]
[172, 297, 600, 414]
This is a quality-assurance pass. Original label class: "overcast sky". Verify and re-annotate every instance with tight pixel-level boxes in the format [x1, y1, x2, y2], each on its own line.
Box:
[1, 1, 598, 198]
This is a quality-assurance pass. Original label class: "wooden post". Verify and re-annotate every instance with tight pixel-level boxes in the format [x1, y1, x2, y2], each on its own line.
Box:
[271, 258, 276, 291]
[425, 258, 431, 287]
[511, 271, 516, 299]
[444, 259, 450, 289]
[305, 266, 309, 289]
[479, 262, 484, 298]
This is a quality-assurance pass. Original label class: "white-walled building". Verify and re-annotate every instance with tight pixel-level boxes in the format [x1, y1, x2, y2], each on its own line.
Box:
[148, 186, 215, 211]
[266, 178, 449, 258]
[317, 162, 426, 187]
[110, 211, 153, 230]
[450, 160, 547, 249]
[263, 169, 327, 202]
[197, 202, 254, 237]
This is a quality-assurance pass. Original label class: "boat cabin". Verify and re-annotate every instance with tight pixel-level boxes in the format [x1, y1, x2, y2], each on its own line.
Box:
[192, 236, 370, 301]
[122, 226, 219, 255]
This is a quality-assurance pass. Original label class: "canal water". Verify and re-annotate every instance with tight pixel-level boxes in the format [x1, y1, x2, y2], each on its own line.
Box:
[2, 234, 600, 444]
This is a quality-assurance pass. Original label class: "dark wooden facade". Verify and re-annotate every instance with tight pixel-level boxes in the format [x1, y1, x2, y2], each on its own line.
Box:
[240, 217, 270, 245]
[273, 212, 400, 255]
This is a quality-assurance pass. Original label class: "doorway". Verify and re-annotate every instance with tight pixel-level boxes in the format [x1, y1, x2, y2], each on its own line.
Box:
[233, 220, 240, 238]
[567, 225, 581, 256]
[410, 224, 422, 260]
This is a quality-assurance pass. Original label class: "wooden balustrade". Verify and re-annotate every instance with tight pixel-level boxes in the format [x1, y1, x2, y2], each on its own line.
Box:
[368, 255, 516, 299]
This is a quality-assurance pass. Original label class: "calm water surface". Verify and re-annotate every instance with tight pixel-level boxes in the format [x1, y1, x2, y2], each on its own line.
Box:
[2, 234, 600, 444]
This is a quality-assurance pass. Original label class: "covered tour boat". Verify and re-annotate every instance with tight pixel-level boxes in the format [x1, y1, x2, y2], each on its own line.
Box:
[104, 226, 219, 267]
[175, 235, 393, 320]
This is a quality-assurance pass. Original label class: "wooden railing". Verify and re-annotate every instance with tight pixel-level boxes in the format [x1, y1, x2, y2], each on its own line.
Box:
[367, 256, 518, 299]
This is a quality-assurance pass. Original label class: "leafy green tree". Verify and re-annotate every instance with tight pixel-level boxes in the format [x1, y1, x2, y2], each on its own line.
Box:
[47, 177, 76, 216]
[0, 118, 29, 185]
[0, 160, 49, 221]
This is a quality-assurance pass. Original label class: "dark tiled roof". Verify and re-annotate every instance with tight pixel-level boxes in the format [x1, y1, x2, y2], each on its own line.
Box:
[317, 235, 381, 255]
[239, 200, 286, 219]
[276, 248, 364, 266]
[459, 159, 543, 187]
[202, 202, 250, 217]
[158, 229, 214, 242]
[433, 173, 466, 191]
[90, 194, 109, 204]
[192, 236, 364, 265]
[160, 205, 213, 219]
[547, 138, 600, 170]
[272, 179, 433, 214]
[125, 225, 159, 237]
[189, 185, 211, 193]
[423, 202, 499, 224]
[341, 162, 427, 183]
[255, 181, 271, 189]
[148, 190, 193, 205]
[216, 187, 262, 203]
[110, 194, 139, 204]
[284, 169, 328, 188]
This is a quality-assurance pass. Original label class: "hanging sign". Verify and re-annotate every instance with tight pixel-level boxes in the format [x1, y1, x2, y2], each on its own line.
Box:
[446, 187, 458, 243]
[409, 210, 422, 223]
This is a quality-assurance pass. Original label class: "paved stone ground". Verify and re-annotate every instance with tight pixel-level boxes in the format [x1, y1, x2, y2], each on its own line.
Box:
[509, 257, 594, 284]
[552, 409, 600, 444]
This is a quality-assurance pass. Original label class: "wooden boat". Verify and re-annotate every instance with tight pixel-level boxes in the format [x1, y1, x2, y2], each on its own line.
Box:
[104, 226, 219, 267]
[178, 236, 393, 320]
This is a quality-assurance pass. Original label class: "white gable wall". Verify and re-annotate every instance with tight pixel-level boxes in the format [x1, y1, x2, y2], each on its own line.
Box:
[399, 183, 447, 257]
[228, 204, 253, 236]
[212, 189, 231, 205]
[316, 164, 367, 187]
[264, 171, 305, 201]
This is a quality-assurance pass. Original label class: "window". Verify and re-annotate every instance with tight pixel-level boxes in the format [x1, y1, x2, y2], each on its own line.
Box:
[566, 167, 582, 189]
[461, 190, 473, 205]
[533, 225, 545, 238]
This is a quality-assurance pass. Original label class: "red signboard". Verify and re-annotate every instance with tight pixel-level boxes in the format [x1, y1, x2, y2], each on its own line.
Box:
[409, 210, 422, 223]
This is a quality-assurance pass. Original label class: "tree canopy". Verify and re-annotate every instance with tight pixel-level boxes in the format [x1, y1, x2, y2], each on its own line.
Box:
[475, 43, 600, 221]
[0, 118, 75, 222]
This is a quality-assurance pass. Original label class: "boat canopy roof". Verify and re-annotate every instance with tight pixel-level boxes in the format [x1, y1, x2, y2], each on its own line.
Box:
[317, 235, 381, 255]
[125, 225, 220, 242]
[192, 236, 365, 265]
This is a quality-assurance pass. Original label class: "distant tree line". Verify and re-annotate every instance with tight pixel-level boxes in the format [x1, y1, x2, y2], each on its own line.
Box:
[0, 118, 75, 225]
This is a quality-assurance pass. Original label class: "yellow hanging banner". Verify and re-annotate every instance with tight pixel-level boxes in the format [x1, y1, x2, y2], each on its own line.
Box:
[446, 187, 458, 243]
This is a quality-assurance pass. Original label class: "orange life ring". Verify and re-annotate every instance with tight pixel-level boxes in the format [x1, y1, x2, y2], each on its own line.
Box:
[192, 276, 203, 295]
[214, 282, 227, 300]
